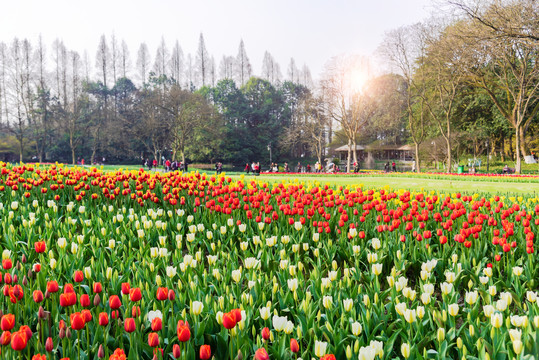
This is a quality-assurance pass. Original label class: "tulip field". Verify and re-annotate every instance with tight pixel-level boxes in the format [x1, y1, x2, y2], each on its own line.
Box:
[1, 163, 539, 360]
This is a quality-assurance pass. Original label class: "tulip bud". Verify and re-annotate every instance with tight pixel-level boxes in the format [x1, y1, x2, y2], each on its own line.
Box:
[456, 337, 463, 349]
[59, 327, 65, 339]
[94, 294, 101, 307]
[38, 306, 46, 319]
[346, 345, 352, 359]
[45, 337, 53, 352]
[66, 328, 72, 339]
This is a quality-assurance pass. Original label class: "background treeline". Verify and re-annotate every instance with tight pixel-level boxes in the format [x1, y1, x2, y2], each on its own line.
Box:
[1, 0, 539, 173]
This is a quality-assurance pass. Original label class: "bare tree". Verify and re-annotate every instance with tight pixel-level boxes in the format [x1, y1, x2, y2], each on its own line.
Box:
[0, 42, 6, 124]
[120, 40, 131, 79]
[322, 55, 374, 172]
[449, 0, 539, 42]
[8, 38, 30, 161]
[153, 36, 169, 80]
[136, 42, 151, 85]
[420, 21, 464, 172]
[219, 55, 235, 80]
[300, 63, 313, 88]
[170, 40, 184, 85]
[235, 39, 251, 86]
[380, 24, 429, 172]
[261, 51, 282, 85]
[196, 33, 210, 87]
[287, 58, 299, 83]
[209, 56, 216, 87]
[451, 10, 539, 173]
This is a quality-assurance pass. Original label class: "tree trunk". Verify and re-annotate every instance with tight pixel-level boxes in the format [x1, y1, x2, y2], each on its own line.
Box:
[515, 125, 521, 173]
[352, 138, 358, 172]
[346, 138, 352, 174]
[519, 126, 529, 157]
[72, 147, 76, 165]
[414, 142, 420, 173]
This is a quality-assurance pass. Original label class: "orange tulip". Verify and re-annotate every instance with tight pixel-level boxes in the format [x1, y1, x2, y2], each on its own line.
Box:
[1, 314, 15, 331]
[199, 345, 211, 360]
[254, 348, 269, 360]
[148, 332, 159, 347]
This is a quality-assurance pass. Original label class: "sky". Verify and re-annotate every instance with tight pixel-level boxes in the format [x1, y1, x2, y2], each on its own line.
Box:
[0, 0, 433, 81]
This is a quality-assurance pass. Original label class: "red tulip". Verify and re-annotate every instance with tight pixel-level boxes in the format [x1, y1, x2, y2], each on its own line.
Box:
[93, 282, 103, 294]
[129, 288, 142, 302]
[156, 287, 168, 301]
[320, 355, 336, 360]
[46, 281, 59, 293]
[254, 348, 269, 360]
[59, 292, 77, 307]
[81, 310, 92, 323]
[131, 306, 141, 318]
[151, 317, 162, 331]
[148, 332, 159, 347]
[33, 290, 44, 303]
[172, 344, 181, 358]
[1, 314, 15, 331]
[10, 330, 27, 351]
[109, 295, 122, 309]
[199, 345, 211, 360]
[222, 312, 237, 329]
[45, 337, 53, 352]
[124, 318, 136, 333]
[34, 241, 46, 253]
[0, 331, 11, 346]
[121, 282, 130, 295]
[2, 259, 12, 270]
[74, 270, 84, 283]
[70, 312, 85, 330]
[261, 327, 270, 340]
[80, 294, 90, 307]
[32, 354, 47, 360]
[290, 338, 299, 353]
[177, 320, 191, 342]
[98, 312, 109, 326]
[109, 348, 127, 360]
[63, 283, 75, 293]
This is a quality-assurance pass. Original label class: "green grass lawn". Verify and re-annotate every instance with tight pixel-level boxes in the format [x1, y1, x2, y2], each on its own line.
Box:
[228, 173, 539, 195]
[65, 164, 539, 195]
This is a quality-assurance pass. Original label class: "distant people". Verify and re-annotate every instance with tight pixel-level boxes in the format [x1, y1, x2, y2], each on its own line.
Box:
[102, 157, 106, 165]
[255, 162, 260, 174]
[77, 157, 81, 165]
[306, 164, 311, 172]
[392, 161, 396, 172]
[272, 163, 278, 172]
[165, 159, 171, 171]
[296, 162, 302, 173]
[81, 158, 85, 165]
[411, 160, 416, 172]
[215, 162, 223, 174]
[171, 161, 178, 171]
[384, 162, 390, 172]
[284, 162, 289, 172]
[153, 159, 158, 169]
[353, 162, 360, 173]
[245, 163, 250, 174]
[503, 164, 509, 174]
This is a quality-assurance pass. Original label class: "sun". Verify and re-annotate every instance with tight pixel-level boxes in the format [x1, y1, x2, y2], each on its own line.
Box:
[349, 68, 368, 93]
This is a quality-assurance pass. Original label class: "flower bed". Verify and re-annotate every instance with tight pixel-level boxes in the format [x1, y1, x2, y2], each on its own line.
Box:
[0, 162, 538, 359]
